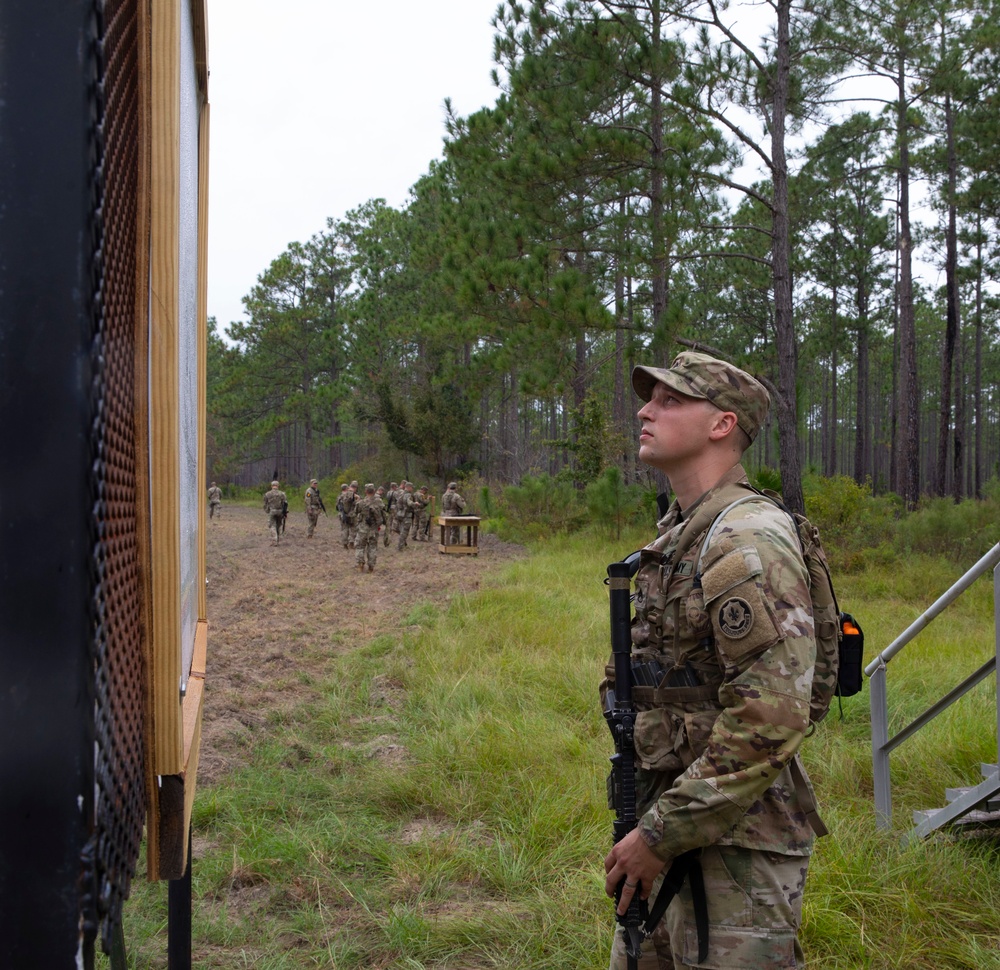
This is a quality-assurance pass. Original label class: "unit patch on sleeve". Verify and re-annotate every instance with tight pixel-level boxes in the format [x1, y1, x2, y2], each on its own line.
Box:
[718, 597, 754, 639]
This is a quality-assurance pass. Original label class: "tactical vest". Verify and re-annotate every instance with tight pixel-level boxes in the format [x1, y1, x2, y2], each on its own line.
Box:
[605, 467, 828, 838]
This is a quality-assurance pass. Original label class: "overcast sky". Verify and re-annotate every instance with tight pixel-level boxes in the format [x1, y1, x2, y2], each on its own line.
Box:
[206, 0, 503, 331]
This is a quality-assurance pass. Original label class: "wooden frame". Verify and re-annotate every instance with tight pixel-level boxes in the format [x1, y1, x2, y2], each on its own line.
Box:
[145, 0, 210, 882]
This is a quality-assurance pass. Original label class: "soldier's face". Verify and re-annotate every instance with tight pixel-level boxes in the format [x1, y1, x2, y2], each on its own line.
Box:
[637, 383, 720, 472]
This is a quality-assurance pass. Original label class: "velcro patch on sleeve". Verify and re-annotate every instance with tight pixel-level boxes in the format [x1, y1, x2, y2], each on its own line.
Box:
[701, 546, 762, 603]
[702, 546, 779, 661]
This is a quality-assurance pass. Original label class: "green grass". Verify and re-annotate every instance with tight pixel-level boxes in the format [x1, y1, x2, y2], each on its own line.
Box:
[109, 529, 1000, 968]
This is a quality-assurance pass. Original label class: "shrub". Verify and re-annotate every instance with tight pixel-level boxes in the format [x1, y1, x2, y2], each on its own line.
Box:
[895, 493, 1000, 562]
[802, 475, 900, 573]
[496, 474, 586, 540]
[584, 467, 644, 539]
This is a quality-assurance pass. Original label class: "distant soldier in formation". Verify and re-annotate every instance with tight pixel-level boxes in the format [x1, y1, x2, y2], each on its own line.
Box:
[387, 481, 401, 533]
[395, 481, 415, 550]
[304, 479, 325, 538]
[377, 486, 390, 545]
[335, 484, 351, 547]
[441, 481, 466, 544]
[207, 481, 222, 519]
[347, 480, 360, 548]
[263, 480, 287, 546]
[410, 485, 430, 542]
[354, 483, 387, 572]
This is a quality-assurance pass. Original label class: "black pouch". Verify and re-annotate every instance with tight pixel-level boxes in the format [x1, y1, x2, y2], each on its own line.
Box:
[837, 612, 865, 697]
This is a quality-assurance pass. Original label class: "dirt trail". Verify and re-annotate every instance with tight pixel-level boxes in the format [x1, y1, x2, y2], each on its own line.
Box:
[200, 503, 525, 786]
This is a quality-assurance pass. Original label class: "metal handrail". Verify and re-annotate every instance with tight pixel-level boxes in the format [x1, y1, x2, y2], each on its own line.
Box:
[868, 542, 1000, 830]
[865, 543, 1000, 676]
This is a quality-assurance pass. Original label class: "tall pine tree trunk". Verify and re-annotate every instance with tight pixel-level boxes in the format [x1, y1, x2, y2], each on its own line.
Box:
[895, 50, 919, 508]
[828, 282, 839, 477]
[974, 218, 984, 498]
[771, 0, 804, 513]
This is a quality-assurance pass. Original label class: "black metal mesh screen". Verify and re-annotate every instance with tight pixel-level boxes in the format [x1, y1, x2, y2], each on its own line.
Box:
[88, 0, 147, 954]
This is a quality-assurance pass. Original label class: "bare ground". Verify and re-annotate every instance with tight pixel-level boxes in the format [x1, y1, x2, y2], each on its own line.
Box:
[200, 504, 526, 787]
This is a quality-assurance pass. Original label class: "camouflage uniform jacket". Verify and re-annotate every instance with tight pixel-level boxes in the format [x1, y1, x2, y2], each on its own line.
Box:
[609, 463, 817, 862]
[355, 495, 386, 533]
[394, 490, 413, 519]
[305, 486, 323, 514]
[442, 490, 466, 515]
[263, 487, 286, 513]
[208, 486, 222, 504]
[339, 489, 358, 523]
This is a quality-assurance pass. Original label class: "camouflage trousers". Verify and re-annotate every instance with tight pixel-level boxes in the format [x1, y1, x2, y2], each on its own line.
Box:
[267, 511, 283, 542]
[306, 510, 320, 537]
[209, 500, 221, 519]
[609, 845, 808, 970]
[355, 524, 379, 567]
[410, 511, 427, 540]
[397, 514, 412, 549]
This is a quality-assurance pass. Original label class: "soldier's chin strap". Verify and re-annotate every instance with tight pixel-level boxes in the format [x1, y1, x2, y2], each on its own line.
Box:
[622, 849, 709, 967]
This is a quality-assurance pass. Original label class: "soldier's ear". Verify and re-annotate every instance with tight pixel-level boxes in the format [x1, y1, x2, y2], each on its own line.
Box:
[708, 410, 738, 441]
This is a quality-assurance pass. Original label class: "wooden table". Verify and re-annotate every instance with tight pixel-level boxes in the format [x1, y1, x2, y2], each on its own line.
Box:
[437, 515, 480, 555]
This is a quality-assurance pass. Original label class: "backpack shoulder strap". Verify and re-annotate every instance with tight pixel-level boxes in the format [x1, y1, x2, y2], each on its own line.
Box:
[696, 491, 777, 565]
[671, 480, 759, 567]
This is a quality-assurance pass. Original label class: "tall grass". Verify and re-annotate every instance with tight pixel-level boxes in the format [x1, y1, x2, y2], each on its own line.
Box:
[111, 526, 1000, 969]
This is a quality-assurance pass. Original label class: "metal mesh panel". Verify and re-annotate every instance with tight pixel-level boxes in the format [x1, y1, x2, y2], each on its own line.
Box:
[89, 0, 147, 954]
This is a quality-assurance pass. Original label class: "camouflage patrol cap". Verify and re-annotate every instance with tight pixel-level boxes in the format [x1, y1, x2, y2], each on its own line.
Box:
[365, 483, 375, 492]
[350, 480, 358, 487]
[340, 483, 348, 490]
[631, 351, 770, 442]
[448, 482, 458, 489]
[390, 481, 398, 488]
[310, 479, 318, 486]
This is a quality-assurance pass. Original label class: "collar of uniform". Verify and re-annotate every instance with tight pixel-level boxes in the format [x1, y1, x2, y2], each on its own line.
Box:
[656, 463, 749, 533]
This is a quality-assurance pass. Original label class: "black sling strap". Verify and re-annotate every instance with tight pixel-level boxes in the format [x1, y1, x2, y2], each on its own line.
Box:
[642, 849, 709, 964]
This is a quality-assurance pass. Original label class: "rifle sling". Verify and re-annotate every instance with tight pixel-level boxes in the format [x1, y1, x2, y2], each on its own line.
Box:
[644, 849, 709, 964]
[789, 755, 828, 838]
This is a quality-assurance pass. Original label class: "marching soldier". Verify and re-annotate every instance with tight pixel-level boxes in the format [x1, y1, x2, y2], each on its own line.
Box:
[354, 483, 387, 572]
[263, 480, 287, 546]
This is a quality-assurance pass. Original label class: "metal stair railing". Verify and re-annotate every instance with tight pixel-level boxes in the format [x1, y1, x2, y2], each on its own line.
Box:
[867, 542, 1000, 833]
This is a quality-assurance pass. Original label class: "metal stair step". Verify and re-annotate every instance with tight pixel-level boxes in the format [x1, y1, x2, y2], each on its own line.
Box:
[982, 763, 999, 779]
[914, 806, 1000, 828]
[945, 786, 1000, 812]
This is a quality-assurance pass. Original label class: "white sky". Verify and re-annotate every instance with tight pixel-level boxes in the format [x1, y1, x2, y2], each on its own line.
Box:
[206, 0, 504, 330]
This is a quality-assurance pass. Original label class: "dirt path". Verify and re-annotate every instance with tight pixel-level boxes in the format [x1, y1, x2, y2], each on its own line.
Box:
[200, 504, 525, 787]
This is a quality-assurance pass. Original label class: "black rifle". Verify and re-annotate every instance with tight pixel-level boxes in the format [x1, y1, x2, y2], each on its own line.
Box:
[317, 491, 327, 515]
[604, 560, 708, 968]
[280, 500, 288, 535]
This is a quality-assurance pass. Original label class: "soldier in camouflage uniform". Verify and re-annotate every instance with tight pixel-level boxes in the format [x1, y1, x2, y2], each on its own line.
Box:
[441, 482, 466, 544]
[304, 479, 324, 538]
[354, 483, 386, 572]
[207, 482, 222, 519]
[602, 352, 818, 970]
[263, 480, 287, 546]
[395, 481, 415, 550]
[409, 486, 430, 541]
[335, 484, 350, 547]
[387, 481, 401, 533]
[346, 481, 361, 548]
